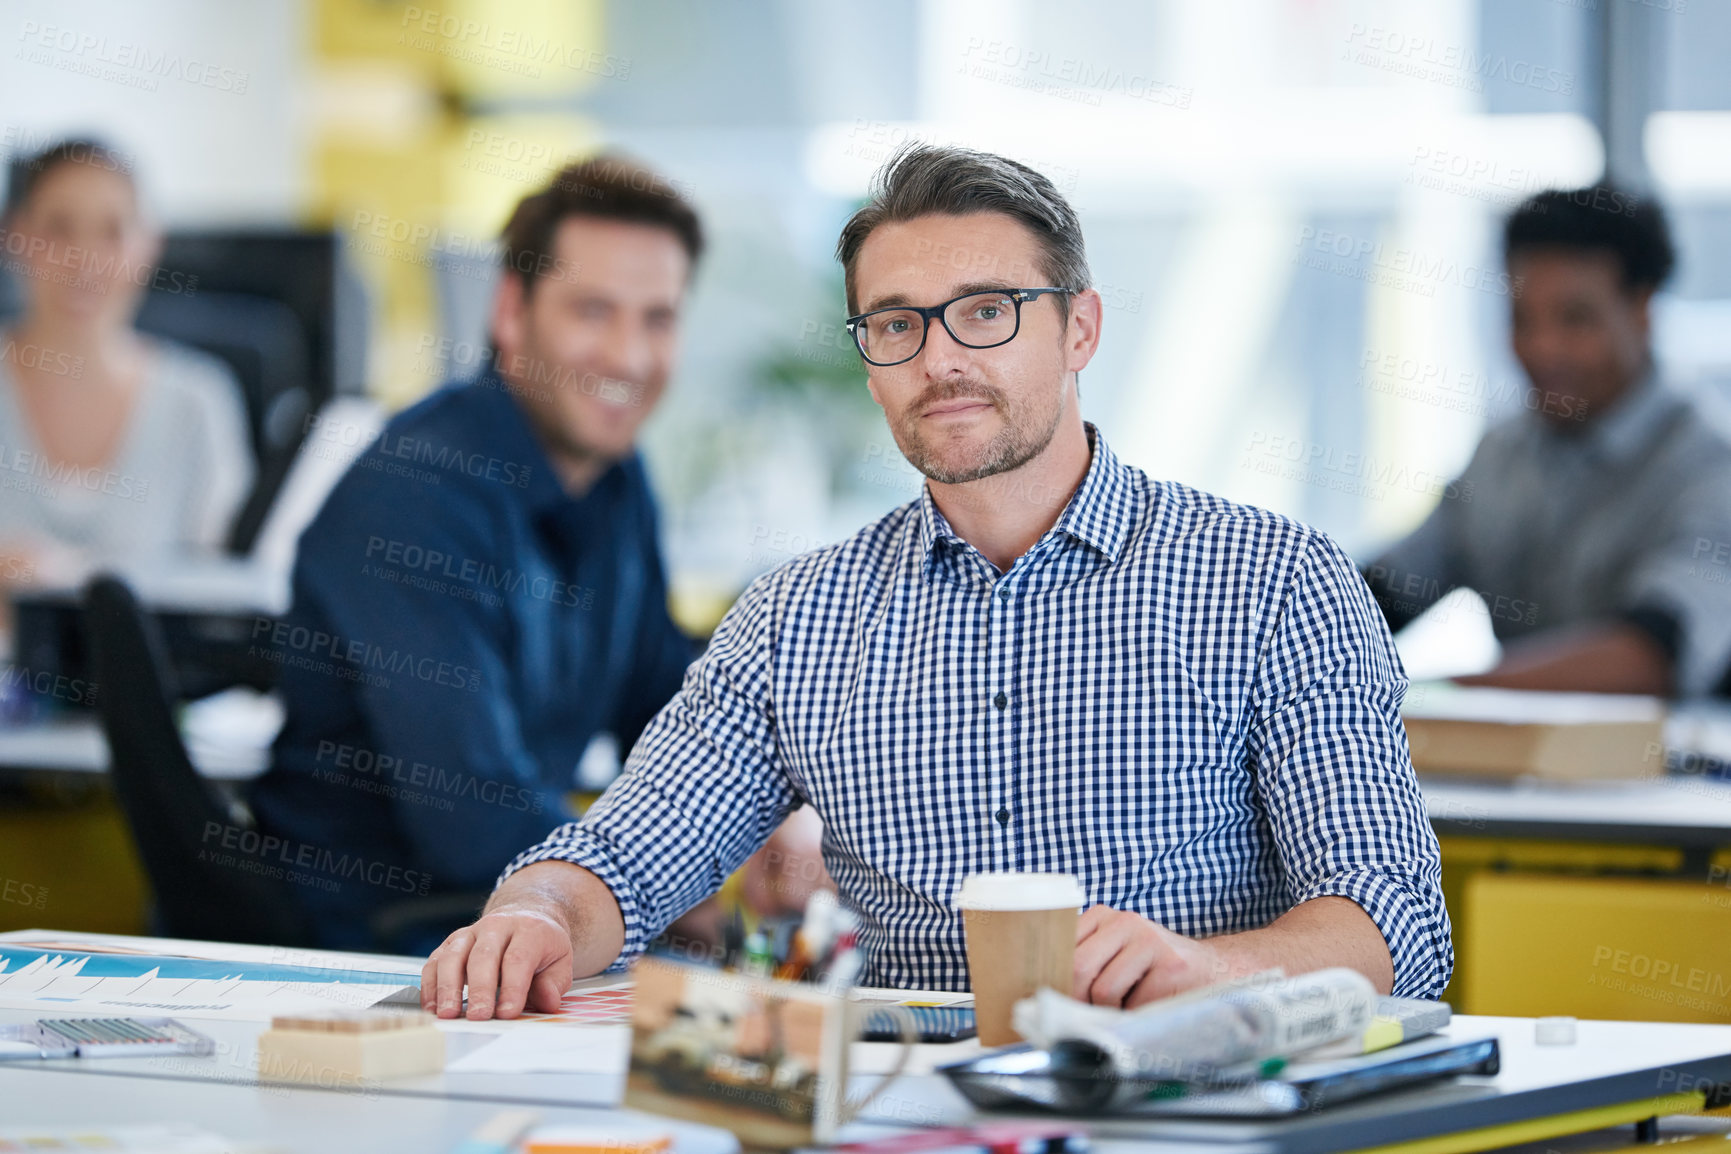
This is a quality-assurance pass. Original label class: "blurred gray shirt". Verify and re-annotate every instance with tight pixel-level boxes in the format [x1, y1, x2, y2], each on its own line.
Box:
[1365, 376, 1731, 697]
[0, 337, 254, 576]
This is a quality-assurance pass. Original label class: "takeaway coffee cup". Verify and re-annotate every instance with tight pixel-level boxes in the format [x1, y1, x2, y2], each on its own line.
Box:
[956, 872, 1087, 1046]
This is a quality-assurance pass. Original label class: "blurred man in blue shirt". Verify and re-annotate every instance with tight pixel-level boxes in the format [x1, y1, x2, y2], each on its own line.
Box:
[250, 156, 709, 950]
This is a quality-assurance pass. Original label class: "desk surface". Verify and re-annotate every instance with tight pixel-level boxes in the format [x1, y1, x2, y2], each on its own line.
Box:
[5, 1002, 1729, 1153]
[1417, 700, 1731, 844]
[0, 1064, 738, 1154]
[1424, 776, 1731, 843]
[0, 715, 269, 780]
[4, 931, 1731, 1151]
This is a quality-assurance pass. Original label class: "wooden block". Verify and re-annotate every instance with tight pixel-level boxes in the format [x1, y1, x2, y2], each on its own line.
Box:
[1401, 686, 1666, 782]
[269, 1010, 429, 1033]
[1404, 716, 1665, 781]
[258, 1016, 444, 1085]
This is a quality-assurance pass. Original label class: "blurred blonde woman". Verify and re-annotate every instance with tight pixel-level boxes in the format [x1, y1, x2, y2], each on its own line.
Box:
[0, 138, 252, 611]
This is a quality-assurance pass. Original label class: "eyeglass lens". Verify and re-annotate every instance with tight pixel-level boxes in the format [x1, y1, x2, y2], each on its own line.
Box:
[855, 291, 1019, 364]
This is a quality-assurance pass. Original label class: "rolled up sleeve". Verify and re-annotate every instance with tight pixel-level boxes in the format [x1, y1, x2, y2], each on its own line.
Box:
[1619, 464, 1731, 697]
[1250, 533, 1455, 998]
[499, 571, 798, 965]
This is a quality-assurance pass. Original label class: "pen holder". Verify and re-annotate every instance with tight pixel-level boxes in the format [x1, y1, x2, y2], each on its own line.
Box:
[625, 957, 917, 1150]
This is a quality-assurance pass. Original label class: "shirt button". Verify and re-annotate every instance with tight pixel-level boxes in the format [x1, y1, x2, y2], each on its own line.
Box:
[995, 808, 1011, 826]
[997, 586, 1010, 601]
[992, 691, 1007, 710]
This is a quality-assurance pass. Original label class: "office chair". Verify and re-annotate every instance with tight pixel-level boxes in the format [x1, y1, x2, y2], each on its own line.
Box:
[80, 574, 316, 946]
[82, 574, 491, 952]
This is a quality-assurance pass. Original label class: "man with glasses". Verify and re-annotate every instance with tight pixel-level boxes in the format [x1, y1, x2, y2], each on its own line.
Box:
[423, 144, 1452, 1016]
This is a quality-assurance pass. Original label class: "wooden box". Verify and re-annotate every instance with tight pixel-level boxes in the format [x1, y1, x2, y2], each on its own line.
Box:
[257, 1010, 444, 1087]
[1401, 685, 1666, 781]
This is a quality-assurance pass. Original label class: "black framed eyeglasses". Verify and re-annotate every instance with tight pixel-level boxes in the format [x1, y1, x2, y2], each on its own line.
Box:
[844, 287, 1071, 367]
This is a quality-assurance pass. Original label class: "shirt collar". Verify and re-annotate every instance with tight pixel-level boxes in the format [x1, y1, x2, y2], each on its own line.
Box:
[916, 423, 1135, 576]
[1560, 372, 1682, 465]
[1052, 425, 1133, 561]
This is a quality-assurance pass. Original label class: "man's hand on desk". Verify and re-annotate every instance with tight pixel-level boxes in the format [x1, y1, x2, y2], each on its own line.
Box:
[1072, 905, 1227, 1008]
[1072, 897, 1397, 1008]
[420, 861, 625, 1020]
[424, 907, 573, 1020]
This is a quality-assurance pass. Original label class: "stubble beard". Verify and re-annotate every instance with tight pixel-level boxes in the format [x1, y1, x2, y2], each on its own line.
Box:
[893, 378, 1063, 485]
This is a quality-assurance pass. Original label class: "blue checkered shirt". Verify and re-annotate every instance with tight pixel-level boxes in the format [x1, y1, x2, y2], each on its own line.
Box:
[502, 428, 1454, 997]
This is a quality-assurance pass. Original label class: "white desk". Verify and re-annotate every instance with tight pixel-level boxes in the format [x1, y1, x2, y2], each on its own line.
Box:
[850, 1017, 1731, 1152]
[5, 1001, 1730, 1153]
[1416, 700, 1731, 849]
[0, 1064, 738, 1154]
[0, 714, 271, 780]
[1423, 776, 1731, 846]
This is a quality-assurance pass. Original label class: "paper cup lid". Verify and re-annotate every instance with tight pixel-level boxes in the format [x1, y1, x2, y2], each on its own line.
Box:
[955, 872, 1086, 911]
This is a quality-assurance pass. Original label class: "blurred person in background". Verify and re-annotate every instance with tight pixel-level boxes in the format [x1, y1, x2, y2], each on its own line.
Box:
[0, 138, 252, 627]
[1364, 186, 1731, 698]
[250, 155, 826, 953]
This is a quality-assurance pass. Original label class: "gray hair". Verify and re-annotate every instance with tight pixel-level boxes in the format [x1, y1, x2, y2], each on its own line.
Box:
[836, 142, 1092, 316]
